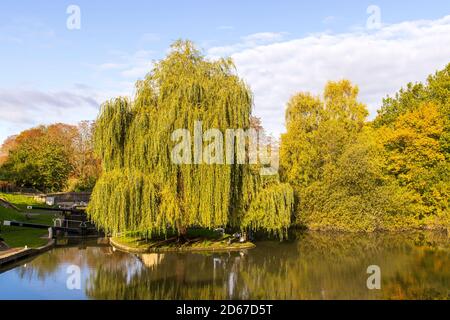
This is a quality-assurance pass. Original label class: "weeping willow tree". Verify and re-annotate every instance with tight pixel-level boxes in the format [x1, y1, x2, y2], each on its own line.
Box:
[88, 40, 293, 239]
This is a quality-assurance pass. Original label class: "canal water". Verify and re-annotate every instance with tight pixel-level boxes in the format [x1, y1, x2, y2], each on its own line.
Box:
[0, 231, 448, 300]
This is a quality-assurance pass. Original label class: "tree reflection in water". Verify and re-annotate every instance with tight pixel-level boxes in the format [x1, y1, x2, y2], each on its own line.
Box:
[14, 231, 449, 300]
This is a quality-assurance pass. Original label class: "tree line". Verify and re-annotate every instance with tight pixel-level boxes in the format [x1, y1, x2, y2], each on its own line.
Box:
[0, 121, 101, 193]
[280, 66, 450, 231]
[1, 40, 448, 235]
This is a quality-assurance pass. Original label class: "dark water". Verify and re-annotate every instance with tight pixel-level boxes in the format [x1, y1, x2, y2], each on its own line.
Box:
[0, 231, 449, 300]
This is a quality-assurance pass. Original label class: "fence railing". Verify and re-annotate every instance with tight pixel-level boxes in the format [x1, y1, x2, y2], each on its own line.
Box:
[0, 182, 42, 194]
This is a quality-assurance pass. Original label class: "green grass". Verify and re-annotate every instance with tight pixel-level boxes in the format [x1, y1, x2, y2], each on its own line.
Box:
[0, 193, 59, 249]
[113, 228, 255, 252]
[0, 192, 42, 209]
[123, 227, 224, 241]
[1, 226, 50, 248]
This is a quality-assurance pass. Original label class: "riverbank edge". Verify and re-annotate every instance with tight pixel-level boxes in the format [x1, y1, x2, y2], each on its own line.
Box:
[110, 236, 256, 253]
[0, 238, 55, 268]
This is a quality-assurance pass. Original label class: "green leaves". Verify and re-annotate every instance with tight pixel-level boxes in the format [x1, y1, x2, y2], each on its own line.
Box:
[0, 125, 75, 192]
[88, 40, 293, 237]
[282, 67, 450, 232]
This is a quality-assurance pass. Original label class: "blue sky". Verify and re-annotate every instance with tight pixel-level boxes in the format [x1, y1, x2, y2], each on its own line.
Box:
[1, 0, 450, 144]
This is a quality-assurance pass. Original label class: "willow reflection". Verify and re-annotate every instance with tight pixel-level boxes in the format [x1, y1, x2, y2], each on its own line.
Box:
[15, 231, 449, 300]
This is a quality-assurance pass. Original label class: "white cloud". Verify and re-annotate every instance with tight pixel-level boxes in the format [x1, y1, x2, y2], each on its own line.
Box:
[207, 15, 450, 137]
[208, 32, 287, 58]
[0, 85, 102, 143]
[90, 49, 154, 79]
[118, 50, 154, 78]
[0, 18, 56, 46]
[3, 16, 450, 146]
[242, 32, 286, 43]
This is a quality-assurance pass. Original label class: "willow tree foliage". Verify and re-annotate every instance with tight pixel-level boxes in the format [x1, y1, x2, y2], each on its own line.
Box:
[88, 40, 293, 237]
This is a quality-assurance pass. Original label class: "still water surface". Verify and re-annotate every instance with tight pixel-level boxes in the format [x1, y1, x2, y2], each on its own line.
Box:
[0, 231, 449, 299]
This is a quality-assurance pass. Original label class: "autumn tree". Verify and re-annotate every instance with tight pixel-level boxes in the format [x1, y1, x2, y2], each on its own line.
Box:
[374, 63, 450, 159]
[0, 135, 18, 167]
[68, 121, 102, 191]
[0, 121, 102, 192]
[377, 103, 449, 228]
[0, 124, 76, 192]
[373, 63, 450, 230]
[280, 80, 420, 231]
[280, 80, 367, 190]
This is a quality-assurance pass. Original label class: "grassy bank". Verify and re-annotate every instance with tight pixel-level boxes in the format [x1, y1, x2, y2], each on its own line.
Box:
[0, 193, 57, 248]
[112, 229, 255, 253]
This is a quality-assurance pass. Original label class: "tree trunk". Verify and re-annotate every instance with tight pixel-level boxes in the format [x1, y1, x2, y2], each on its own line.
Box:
[177, 226, 188, 243]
